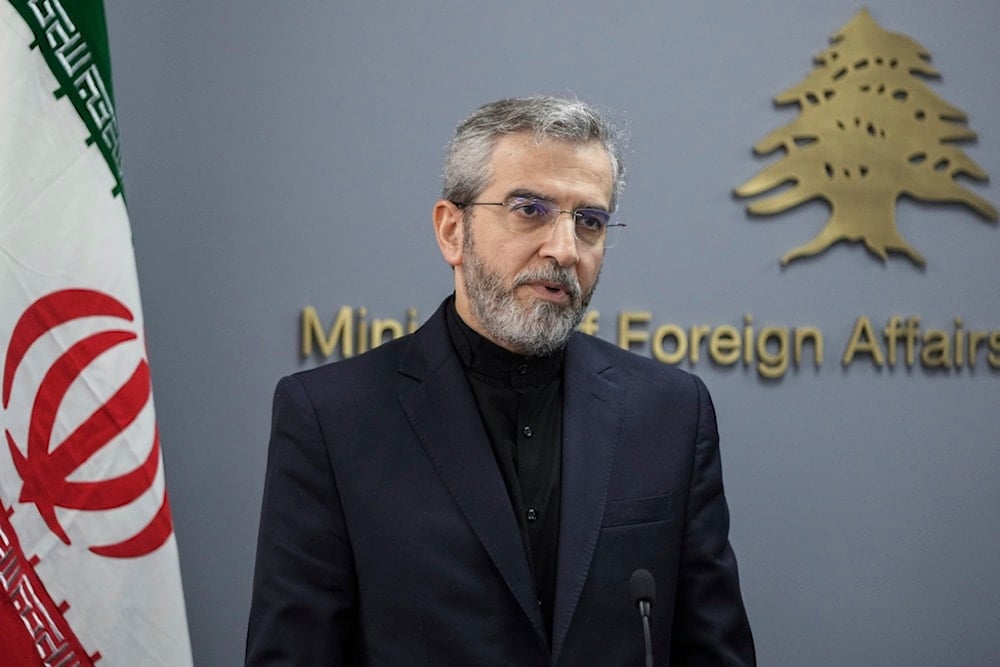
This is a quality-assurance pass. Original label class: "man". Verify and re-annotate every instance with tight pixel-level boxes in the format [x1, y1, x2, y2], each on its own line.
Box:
[247, 96, 754, 665]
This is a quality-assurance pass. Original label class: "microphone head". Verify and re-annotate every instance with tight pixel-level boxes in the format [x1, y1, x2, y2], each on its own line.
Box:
[629, 568, 656, 606]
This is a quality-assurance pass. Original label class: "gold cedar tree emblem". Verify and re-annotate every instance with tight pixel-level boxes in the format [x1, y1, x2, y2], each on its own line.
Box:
[734, 8, 997, 266]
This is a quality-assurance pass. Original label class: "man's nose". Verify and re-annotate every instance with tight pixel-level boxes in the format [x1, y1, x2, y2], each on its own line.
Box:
[541, 213, 580, 267]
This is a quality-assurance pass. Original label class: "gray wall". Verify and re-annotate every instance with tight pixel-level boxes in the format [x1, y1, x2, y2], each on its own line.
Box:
[104, 3, 999, 665]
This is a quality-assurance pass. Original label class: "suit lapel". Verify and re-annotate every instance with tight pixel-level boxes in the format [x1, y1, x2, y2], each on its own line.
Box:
[397, 307, 548, 645]
[551, 335, 625, 664]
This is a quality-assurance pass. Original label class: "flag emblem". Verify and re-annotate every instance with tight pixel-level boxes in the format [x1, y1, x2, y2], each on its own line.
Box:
[3, 289, 173, 559]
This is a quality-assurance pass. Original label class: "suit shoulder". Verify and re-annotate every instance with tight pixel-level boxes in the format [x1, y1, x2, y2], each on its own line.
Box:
[285, 331, 415, 395]
[573, 333, 708, 396]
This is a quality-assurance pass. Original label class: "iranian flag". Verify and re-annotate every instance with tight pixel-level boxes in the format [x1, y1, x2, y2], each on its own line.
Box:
[0, 1, 192, 665]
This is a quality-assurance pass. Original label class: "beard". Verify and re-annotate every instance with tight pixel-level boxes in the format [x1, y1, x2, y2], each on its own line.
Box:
[461, 225, 599, 357]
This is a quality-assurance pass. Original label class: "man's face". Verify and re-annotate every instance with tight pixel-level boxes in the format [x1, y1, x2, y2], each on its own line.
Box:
[437, 132, 613, 356]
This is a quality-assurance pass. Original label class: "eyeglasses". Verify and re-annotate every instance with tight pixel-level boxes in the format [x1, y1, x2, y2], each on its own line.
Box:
[454, 196, 626, 248]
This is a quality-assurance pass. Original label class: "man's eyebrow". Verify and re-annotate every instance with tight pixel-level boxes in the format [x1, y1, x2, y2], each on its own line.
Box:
[505, 188, 551, 202]
[505, 188, 610, 212]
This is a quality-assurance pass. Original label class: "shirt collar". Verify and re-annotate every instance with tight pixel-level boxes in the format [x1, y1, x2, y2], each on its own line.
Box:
[445, 295, 564, 388]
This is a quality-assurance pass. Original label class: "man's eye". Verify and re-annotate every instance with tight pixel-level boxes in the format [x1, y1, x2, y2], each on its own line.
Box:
[576, 211, 608, 231]
[510, 200, 549, 219]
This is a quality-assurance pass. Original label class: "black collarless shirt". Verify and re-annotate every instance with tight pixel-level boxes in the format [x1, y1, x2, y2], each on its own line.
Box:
[445, 299, 563, 640]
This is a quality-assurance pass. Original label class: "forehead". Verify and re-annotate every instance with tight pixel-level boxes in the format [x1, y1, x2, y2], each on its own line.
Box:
[485, 133, 614, 206]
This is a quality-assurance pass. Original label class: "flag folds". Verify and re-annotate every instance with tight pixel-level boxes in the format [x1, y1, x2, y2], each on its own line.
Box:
[1, 1, 192, 664]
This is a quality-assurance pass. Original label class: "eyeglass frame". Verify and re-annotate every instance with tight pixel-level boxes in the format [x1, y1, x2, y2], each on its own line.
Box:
[452, 195, 626, 249]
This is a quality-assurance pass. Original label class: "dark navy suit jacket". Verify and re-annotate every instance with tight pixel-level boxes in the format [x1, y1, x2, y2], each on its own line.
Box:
[246, 300, 754, 665]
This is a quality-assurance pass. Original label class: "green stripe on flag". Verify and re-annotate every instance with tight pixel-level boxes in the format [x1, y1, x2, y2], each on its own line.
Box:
[8, 0, 124, 198]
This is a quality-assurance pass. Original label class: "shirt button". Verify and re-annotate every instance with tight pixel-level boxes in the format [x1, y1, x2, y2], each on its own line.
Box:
[517, 364, 529, 375]
[526, 508, 537, 521]
[522, 425, 533, 438]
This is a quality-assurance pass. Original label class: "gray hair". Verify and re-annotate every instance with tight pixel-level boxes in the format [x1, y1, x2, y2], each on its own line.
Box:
[442, 96, 627, 212]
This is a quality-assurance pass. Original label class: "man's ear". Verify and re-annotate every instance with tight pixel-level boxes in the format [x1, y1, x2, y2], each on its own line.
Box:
[433, 199, 464, 268]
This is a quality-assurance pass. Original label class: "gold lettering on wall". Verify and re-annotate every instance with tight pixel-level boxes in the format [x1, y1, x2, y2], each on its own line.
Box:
[617, 311, 823, 379]
[842, 315, 999, 369]
[301, 306, 418, 359]
[300, 307, 999, 377]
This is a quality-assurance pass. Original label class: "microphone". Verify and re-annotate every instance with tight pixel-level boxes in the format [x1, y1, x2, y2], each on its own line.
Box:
[630, 569, 656, 667]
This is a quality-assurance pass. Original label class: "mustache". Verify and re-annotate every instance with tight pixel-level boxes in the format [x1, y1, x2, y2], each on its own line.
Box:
[513, 266, 582, 300]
